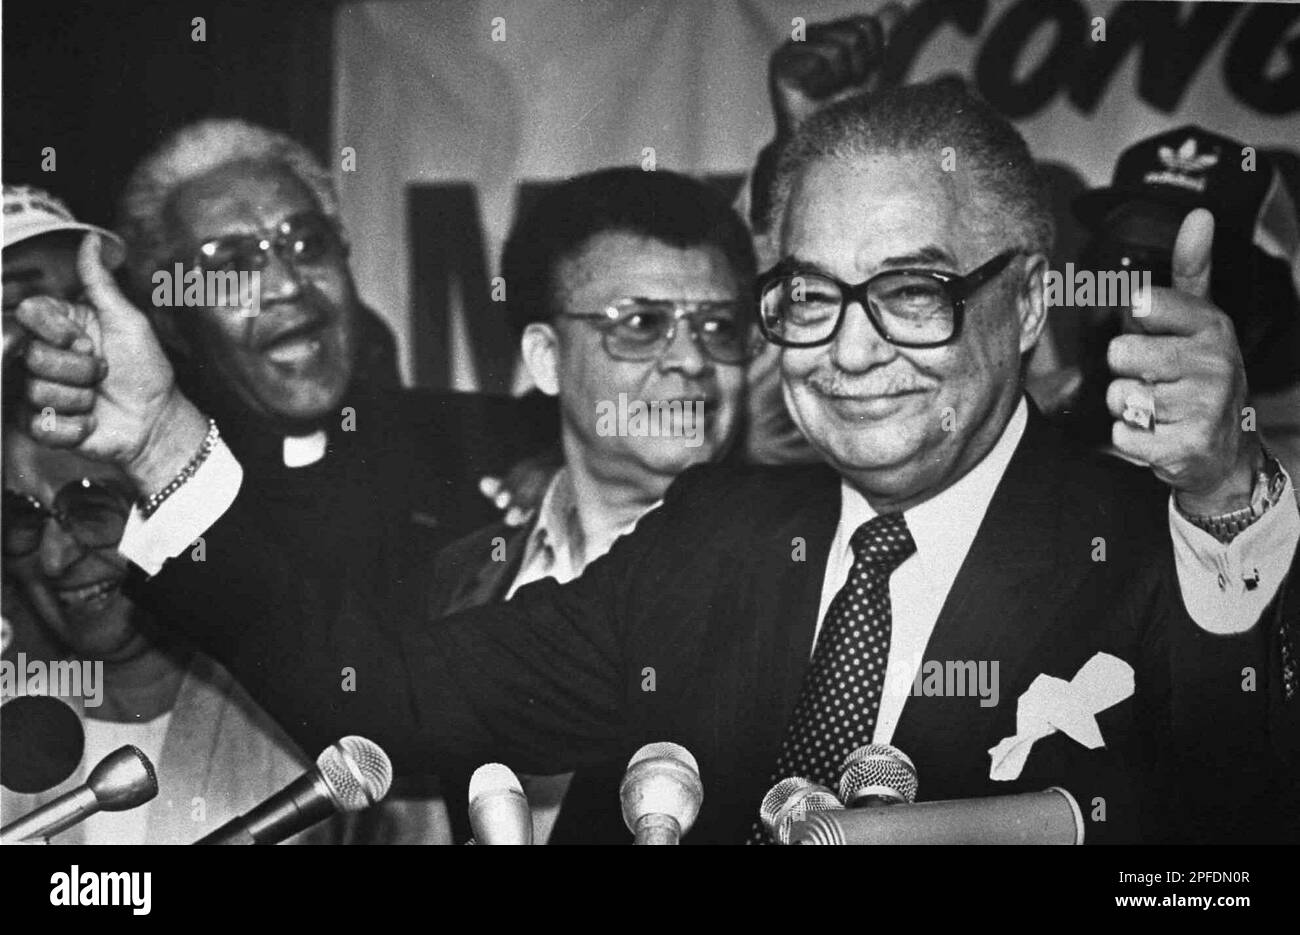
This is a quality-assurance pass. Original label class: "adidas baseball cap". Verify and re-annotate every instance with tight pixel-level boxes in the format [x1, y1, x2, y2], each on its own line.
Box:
[2, 184, 125, 268]
[1075, 125, 1300, 392]
[1074, 125, 1276, 239]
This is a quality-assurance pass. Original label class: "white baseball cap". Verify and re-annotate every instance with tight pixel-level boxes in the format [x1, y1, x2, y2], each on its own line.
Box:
[2, 184, 125, 269]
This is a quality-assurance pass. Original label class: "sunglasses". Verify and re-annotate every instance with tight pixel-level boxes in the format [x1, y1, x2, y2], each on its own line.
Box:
[2, 480, 132, 557]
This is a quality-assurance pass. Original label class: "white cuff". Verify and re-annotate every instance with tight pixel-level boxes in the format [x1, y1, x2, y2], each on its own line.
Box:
[118, 439, 244, 576]
[1169, 470, 1299, 635]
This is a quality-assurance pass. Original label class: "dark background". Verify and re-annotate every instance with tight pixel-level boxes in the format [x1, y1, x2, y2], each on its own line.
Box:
[3, 0, 336, 228]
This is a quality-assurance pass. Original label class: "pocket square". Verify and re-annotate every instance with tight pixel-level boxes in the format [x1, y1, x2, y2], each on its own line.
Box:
[988, 652, 1135, 782]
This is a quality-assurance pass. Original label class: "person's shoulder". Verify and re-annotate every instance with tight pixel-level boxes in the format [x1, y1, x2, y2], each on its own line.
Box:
[177, 653, 314, 771]
[661, 459, 840, 516]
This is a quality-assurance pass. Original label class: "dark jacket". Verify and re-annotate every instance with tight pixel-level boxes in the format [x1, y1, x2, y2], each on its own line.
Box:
[135, 407, 1299, 844]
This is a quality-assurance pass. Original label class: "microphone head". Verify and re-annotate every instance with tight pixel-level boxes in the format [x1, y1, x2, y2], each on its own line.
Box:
[0, 695, 85, 793]
[316, 736, 392, 812]
[838, 743, 918, 806]
[469, 762, 523, 801]
[759, 777, 844, 844]
[468, 763, 532, 844]
[85, 746, 157, 811]
[619, 742, 703, 837]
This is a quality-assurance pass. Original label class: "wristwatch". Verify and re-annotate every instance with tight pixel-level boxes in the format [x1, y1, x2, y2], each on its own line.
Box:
[1179, 446, 1287, 544]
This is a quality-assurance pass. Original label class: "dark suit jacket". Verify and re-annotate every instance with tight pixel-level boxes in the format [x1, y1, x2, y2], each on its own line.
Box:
[157, 383, 558, 626]
[428, 520, 530, 617]
[136, 407, 1299, 844]
[426, 519, 634, 844]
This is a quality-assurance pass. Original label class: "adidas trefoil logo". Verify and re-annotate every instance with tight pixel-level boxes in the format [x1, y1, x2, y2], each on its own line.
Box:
[1158, 137, 1219, 175]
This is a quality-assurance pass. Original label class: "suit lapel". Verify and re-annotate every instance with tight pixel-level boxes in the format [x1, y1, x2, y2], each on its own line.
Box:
[742, 465, 843, 744]
[449, 523, 530, 614]
[893, 409, 1071, 787]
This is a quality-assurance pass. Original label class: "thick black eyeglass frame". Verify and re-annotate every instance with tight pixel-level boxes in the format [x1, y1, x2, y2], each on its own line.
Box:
[756, 249, 1019, 349]
[2, 479, 133, 557]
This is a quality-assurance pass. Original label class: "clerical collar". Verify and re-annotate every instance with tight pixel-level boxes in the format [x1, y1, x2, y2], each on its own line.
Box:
[282, 429, 328, 468]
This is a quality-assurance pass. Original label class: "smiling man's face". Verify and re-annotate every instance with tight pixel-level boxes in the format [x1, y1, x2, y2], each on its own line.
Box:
[778, 153, 1043, 507]
[541, 232, 747, 483]
[162, 159, 357, 425]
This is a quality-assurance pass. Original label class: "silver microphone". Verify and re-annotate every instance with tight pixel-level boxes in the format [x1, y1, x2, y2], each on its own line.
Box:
[790, 787, 1086, 845]
[838, 743, 918, 807]
[619, 742, 703, 845]
[468, 763, 533, 844]
[759, 777, 844, 844]
[0, 745, 157, 843]
[194, 735, 391, 844]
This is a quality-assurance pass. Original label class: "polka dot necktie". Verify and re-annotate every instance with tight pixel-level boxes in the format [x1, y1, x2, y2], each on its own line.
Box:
[748, 512, 916, 844]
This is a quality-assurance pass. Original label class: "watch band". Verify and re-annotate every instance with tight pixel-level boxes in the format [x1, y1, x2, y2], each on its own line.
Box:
[1180, 446, 1286, 544]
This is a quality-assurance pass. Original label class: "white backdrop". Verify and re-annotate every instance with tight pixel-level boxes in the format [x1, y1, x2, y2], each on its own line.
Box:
[334, 0, 1300, 388]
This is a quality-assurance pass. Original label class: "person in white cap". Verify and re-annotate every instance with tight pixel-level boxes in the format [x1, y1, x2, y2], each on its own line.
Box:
[3, 185, 127, 357]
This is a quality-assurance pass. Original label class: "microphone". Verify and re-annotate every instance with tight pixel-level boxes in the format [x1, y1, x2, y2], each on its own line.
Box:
[0, 695, 86, 794]
[467, 763, 532, 844]
[194, 736, 391, 845]
[0, 745, 156, 843]
[789, 787, 1085, 845]
[619, 742, 703, 845]
[838, 743, 918, 807]
[759, 777, 843, 844]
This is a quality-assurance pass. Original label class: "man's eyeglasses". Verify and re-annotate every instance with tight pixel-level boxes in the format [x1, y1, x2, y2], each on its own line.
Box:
[757, 250, 1019, 349]
[563, 298, 758, 365]
[191, 211, 344, 276]
[2, 480, 132, 557]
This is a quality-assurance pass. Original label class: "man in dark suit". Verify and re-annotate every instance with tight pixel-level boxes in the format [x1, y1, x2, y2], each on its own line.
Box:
[20, 82, 1299, 843]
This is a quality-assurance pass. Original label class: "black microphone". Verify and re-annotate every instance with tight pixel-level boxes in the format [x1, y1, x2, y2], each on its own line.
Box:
[0, 695, 86, 793]
[619, 742, 703, 845]
[0, 745, 156, 843]
[838, 743, 918, 807]
[789, 787, 1086, 845]
[194, 736, 391, 845]
[759, 777, 843, 844]
[467, 763, 533, 844]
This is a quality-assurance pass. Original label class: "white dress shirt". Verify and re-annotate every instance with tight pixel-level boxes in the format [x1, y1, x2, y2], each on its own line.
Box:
[505, 467, 655, 600]
[816, 399, 1029, 745]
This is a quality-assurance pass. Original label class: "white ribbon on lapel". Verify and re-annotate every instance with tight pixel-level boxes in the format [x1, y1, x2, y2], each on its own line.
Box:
[988, 652, 1134, 782]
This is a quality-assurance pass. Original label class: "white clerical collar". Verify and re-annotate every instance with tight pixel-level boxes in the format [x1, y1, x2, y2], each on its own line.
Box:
[836, 397, 1029, 575]
[282, 429, 328, 468]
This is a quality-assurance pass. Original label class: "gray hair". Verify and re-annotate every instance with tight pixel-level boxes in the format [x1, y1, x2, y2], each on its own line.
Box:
[767, 79, 1055, 258]
[117, 118, 341, 293]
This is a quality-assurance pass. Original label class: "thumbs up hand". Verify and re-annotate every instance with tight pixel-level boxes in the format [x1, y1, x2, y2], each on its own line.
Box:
[1105, 208, 1260, 515]
[17, 234, 209, 495]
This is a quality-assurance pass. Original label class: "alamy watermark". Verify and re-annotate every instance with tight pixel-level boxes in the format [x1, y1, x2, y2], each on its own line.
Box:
[151, 265, 261, 315]
[1, 653, 103, 707]
[1045, 264, 1152, 316]
[887, 655, 1000, 708]
[595, 393, 706, 448]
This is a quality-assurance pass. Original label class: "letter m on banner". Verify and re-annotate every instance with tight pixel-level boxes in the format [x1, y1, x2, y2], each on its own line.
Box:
[407, 183, 515, 392]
